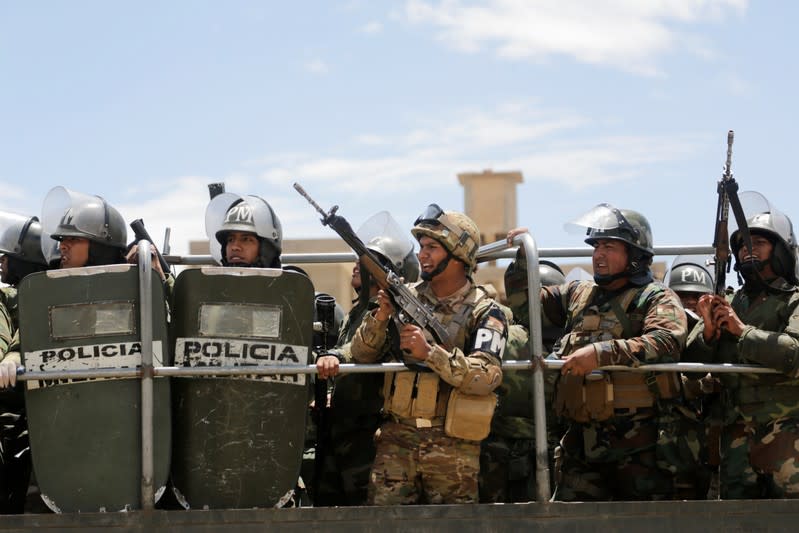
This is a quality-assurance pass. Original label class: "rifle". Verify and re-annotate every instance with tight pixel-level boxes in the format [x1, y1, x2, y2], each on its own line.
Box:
[712, 130, 752, 294]
[293, 183, 450, 348]
[311, 293, 336, 503]
[129, 219, 172, 276]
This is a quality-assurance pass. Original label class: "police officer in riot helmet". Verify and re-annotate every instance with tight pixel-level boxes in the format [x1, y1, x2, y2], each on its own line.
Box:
[667, 259, 714, 315]
[41, 187, 128, 269]
[508, 204, 687, 501]
[0, 214, 51, 286]
[206, 194, 282, 268]
[685, 193, 799, 499]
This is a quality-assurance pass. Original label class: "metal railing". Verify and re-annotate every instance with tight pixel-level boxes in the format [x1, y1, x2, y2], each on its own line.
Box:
[15, 236, 774, 507]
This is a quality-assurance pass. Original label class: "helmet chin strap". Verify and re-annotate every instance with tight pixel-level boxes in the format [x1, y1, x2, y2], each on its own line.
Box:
[421, 253, 452, 281]
[593, 271, 628, 286]
[735, 258, 765, 286]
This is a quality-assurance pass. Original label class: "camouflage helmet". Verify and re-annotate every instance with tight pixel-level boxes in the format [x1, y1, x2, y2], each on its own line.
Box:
[411, 204, 480, 272]
[730, 192, 799, 284]
[42, 187, 127, 250]
[667, 256, 714, 295]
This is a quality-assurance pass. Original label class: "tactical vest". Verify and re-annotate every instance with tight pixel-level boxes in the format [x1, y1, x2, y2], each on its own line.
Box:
[383, 284, 495, 439]
[554, 282, 679, 423]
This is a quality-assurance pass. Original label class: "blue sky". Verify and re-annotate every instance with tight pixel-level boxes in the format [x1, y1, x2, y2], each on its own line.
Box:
[1, 0, 795, 262]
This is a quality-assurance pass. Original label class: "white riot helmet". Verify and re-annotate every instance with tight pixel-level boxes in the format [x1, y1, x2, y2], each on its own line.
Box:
[357, 211, 419, 282]
[205, 193, 282, 267]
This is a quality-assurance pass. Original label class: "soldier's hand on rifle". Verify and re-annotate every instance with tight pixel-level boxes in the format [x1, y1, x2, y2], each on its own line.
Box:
[399, 324, 432, 361]
[373, 289, 395, 322]
[697, 294, 719, 342]
[560, 345, 599, 376]
[0, 359, 17, 388]
[126, 243, 166, 282]
[316, 355, 340, 379]
[506, 227, 528, 244]
[711, 295, 745, 338]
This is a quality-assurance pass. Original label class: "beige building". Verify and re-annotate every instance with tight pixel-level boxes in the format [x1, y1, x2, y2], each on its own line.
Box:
[190, 171, 665, 312]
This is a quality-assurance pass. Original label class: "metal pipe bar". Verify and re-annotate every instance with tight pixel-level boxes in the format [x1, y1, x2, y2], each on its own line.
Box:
[138, 241, 155, 511]
[16, 360, 779, 380]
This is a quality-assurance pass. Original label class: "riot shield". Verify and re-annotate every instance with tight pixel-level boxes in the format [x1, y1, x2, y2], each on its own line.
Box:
[170, 266, 312, 509]
[19, 265, 171, 512]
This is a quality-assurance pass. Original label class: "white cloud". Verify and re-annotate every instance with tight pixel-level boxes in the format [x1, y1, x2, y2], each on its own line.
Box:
[360, 21, 384, 34]
[111, 103, 706, 255]
[401, 0, 748, 76]
[304, 59, 330, 74]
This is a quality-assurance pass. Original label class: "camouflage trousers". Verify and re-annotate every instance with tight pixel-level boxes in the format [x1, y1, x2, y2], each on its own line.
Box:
[479, 435, 535, 503]
[314, 414, 381, 506]
[368, 421, 479, 505]
[721, 417, 799, 499]
[656, 403, 711, 500]
[553, 413, 673, 501]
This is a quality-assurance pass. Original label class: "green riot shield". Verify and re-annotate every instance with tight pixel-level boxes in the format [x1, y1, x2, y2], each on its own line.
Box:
[170, 267, 313, 509]
[19, 265, 171, 512]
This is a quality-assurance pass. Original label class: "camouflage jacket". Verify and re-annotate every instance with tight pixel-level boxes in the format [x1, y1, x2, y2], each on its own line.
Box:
[351, 280, 507, 392]
[540, 280, 687, 366]
[0, 287, 16, 363]
[683, 278, 799, 424]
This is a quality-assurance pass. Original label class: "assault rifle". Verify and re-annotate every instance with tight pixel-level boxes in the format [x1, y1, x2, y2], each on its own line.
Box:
[293, 183, 450, 349]
[712, 130, 752, 294]
[130, 219, 172, 276]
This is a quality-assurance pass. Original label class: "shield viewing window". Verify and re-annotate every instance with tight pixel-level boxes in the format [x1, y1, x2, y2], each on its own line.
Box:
[49, 301, 136, 340]
[198, 303, 281, 339]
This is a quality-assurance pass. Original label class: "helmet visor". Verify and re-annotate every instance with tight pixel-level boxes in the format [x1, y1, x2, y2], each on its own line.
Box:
[564, 203, 639, 242]
[357, 211, 414, 272]
[413, 204, 444, 227]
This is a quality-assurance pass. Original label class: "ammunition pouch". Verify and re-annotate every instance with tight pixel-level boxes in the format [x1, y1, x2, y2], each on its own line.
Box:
[383, 372, 446, 420]
[444, 389, 496, 441]
[554, 372, 614, 423]
[555, 371, 680, 422]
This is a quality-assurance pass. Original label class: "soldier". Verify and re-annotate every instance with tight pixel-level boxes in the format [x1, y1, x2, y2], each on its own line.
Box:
[205, 193, 282, 269]
[683, 193, 799, 499]
[314, 212, 420, 506]
[537, 203, 687, 501]
[351, 204, 507, 505]
[661, 256, 717, 499]
[479, 252, 565, 503]
[0, 212, 52, 513]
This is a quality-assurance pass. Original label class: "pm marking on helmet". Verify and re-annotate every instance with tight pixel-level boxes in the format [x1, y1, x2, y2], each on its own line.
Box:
[681, 267, 708, 286]
[225, 204, 254, 224]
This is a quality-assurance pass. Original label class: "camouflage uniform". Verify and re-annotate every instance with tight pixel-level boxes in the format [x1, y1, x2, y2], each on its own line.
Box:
[351, 280, 507, 505]
[544, 280, 687, 501]
[479, 324, 541, 502]
[0, 288, 28, 514]
[314, 298, 385, 506]
[683, 279, 799, 498]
